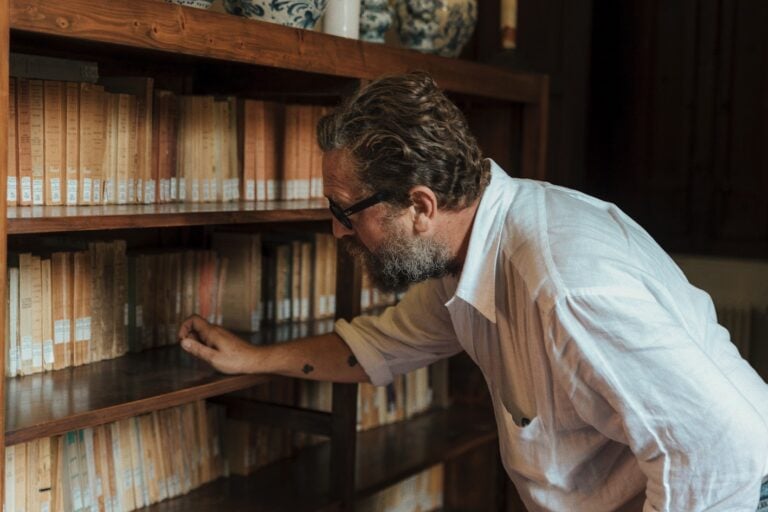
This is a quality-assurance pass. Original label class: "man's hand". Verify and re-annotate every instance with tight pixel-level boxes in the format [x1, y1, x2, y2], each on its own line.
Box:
[178, 314, 259, 374]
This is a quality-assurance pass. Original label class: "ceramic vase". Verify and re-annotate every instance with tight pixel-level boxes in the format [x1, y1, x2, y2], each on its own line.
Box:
[324, 0, 361, 38]
[224, 0, 329, 30]
[394, 0, 477, 58]
[359, 0, 393, 43]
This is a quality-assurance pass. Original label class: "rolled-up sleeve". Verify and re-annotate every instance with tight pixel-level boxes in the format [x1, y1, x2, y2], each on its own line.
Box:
[335, 278, 463, 386]
[549, 290, 768, 511]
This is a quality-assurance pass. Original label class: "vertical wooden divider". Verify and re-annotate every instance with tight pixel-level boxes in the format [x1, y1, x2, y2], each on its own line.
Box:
[0, 0, 9, 502]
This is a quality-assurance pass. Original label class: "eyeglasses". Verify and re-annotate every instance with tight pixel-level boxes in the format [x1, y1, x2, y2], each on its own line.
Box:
[328, 191, 388, 229]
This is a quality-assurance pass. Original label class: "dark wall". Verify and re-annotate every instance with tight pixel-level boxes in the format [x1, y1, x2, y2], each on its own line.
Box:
[586, 0, 768, 257]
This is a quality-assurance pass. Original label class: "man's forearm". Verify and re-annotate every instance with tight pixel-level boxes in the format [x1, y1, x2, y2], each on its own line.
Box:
[255, 333, 371, 383]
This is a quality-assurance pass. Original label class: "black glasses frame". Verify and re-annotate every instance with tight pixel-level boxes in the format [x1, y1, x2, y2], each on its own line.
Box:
[328, 191, 388, 229]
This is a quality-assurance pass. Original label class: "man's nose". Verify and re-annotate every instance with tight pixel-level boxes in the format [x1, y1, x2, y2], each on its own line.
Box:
[331, 216, 355, 239]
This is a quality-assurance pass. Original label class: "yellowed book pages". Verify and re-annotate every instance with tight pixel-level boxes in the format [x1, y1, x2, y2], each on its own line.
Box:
[73, 251, 92, 366]
[102, 93, 118, 204]
[138, 414, 160, 505]
[41, 258, 55, 371]
[8, 266, 20, 377]
[51, 252, 72, 370]
[8, 76, 18, 206]
[195, 401, 211, 484]
[51, 436, 64, 512]
[298, 105, 313, 200]
[151, 412, 169, 501]
[127, 95, 139, 204]
[16, 78, 33, 205]
[128, 417, 147, 508]
[26, 439, 39, 512]
[91, 425, 107, 512]
[79, 83, 107, 204]
[300, 241, 312, 321]
[14, 443, 27, 512]
[51, 252, 73, 370]
[30, 255, 44, 374]
[111, 420, 136, 512]
[113, 241, 128, 357]
[88, 243, 105, 363]
[36, 437, 53, 512]
[282, 105, 298, 200]
[201, 96, 215, 202]
[43, 80, 65, 205]
[64, 81, 80, 205]
[4, 438, 15, 512]
[101, 424, 118, 512]
[29, 79, 45, 205]
[18, 254, 38, 375]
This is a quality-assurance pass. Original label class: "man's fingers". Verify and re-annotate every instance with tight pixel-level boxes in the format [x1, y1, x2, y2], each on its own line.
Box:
[178, 314, 209, 342]
[180, 337, 218, 363]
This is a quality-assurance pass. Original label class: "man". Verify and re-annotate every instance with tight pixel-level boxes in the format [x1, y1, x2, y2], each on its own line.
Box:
[179, 72, 768, 511]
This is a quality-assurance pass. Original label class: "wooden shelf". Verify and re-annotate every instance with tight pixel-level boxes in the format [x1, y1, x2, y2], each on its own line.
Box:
[4, 317, 336, 445]
[7, 199, 331, 234]
[142, 405, 497, 511]
[9, 0, 546, 104]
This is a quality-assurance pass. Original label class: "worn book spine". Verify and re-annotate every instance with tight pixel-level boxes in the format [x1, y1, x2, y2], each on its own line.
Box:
[43, 80, 65, 205]
[65, 81, 80, 205]
[8, 77, 18, 206]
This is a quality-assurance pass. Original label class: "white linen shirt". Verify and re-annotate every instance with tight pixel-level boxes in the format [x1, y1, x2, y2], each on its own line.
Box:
[335, 160, 768, 511]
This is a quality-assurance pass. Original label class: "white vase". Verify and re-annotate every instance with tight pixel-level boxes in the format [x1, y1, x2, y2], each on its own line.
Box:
[324, 0, 362, 38]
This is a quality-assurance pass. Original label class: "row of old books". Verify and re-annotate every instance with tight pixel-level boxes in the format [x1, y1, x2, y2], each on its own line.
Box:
[214, 232, 338, 332]
[360, 271, 399, 313]
[357, 464, 444, 512]
[7, 75, 329, 206]
[4, 242, 227, 377]
[3, 401, 227, 512]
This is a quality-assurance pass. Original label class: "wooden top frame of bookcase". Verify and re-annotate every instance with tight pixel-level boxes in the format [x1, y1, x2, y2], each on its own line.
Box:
[9, 0, 546, 105]
[7, 200, 332, 234]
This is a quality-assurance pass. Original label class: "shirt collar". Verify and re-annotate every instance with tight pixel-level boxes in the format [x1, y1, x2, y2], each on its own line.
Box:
[449, 160, 516, 323]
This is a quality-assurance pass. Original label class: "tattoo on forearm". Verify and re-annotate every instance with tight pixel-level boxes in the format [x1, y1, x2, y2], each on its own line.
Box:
[302, 363, 314, 375]
[347, 355, 358, 367]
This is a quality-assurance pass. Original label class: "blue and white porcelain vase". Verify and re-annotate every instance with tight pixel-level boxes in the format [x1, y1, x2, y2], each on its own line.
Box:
[394, 0, 477, 57]
[224, 0, 328, 30]
[359, 0, 393, 43]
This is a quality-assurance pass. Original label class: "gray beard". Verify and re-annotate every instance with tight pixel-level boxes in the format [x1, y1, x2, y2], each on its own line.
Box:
[340, 229, 460, 294]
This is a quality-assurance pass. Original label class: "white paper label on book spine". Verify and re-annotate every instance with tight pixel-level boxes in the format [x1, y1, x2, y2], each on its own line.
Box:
[7, 176, 17, 201]
[136, 305, 143, 328]
[209, 179, 216, 201]
[172, 177, 179, 201]
[256, 181, 266, 201]
[123, 468, 133, 489]
[75, 316, 91, 341]
[67, 179, 78, 204]
[104, 179, 114, 203]
[82, 177, 92, 203]
[180, 177, 188, 201]
[93, 178, 102, 203]
[267, 179, 277, 200]
[21, 335, 33, 362]
[54, 319, 71, 343]
[160, 179, 169, 202]
[8, 346, 18, 376]
[51, 177, 62, 203]
[20, 176, 32, 203]
[292, 298, 300, 318]
[33, 178, 44, 204]
[301, 298, 309, 320]
[245, 180, 255, 201]
[251, 311, 261, 331]
[117, 179, 127, 204]
[319, 296, 327, 317]
[192, 180, 200, 202]
[329, 295, 336, 314]
[72, 486, 83, 510]
[41, 502, 50, 512]
[32, 342, 42, 369]
[282, 299, 291, 321]
[146, 180, 156, 204]
[44, 339, 54, 365]
[128, 179, 136, 203]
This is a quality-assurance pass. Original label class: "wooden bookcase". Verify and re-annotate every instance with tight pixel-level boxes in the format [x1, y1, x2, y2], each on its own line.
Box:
[0, 0, 548, 509]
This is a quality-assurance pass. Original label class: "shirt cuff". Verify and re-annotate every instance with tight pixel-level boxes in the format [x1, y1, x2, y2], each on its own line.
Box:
[334, 318, 394, 386]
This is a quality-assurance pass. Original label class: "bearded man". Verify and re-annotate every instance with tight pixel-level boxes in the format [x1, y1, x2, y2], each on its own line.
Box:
[179, 72, 768, 512]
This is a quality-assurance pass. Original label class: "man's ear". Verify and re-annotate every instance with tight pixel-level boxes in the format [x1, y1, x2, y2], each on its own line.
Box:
[408, 186, 438, 234]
